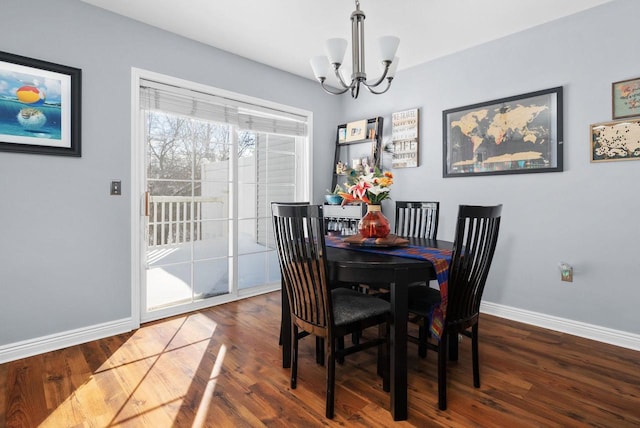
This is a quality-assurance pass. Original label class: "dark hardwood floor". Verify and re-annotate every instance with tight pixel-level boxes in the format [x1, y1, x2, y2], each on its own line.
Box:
[2, 291, 639, 427]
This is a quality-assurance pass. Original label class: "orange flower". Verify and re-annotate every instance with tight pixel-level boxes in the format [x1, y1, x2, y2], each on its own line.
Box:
[378, 176, 393, 187]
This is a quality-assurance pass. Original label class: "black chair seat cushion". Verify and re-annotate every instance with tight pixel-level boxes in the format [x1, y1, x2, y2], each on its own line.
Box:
[332, 288, 390, 326]
[407, 285, 441, 318]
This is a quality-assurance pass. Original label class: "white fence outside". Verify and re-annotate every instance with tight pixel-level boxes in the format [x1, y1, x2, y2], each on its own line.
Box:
[148, 196, 224, 247]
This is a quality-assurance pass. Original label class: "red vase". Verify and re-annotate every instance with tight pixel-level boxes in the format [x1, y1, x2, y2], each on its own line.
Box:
[359, 204, 391, 238]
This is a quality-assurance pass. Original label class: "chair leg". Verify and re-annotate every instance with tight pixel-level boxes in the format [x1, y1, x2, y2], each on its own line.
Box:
[316, 337, 325, 365]
[377, 327, 383, 377]
[378, 322, 390, 392]
[472, 324, 480, 388]
[437, 335, 447, 410]
[326, 337, 336, 419]
[418, 324, 428, 358]
[291, 325, 298, 389]
[448, 331, 459, 361]
[336, 336, 345, 364]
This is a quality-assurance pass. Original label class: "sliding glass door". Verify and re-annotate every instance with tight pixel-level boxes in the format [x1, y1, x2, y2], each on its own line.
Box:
[136, 72, 310, 322]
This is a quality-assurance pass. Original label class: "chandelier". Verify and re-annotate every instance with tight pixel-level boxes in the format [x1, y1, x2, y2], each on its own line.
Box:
[310, 0, 400, 99]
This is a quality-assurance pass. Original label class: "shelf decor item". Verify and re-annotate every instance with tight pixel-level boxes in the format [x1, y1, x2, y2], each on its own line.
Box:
[345, 119, 367, 142]
[0, 51, 81, 156]
[325, 184, 345, 205]
[339, 166, 393, 238]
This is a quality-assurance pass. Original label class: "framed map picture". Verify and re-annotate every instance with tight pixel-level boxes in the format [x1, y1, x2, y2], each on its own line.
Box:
[443, 87, 563, 177]
[612, 77, 640, 120]
[590, 119, 640, 162]
[0, 51, 81, 156]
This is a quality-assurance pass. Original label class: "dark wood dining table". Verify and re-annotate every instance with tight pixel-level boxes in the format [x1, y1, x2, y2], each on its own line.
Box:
[280, 237, 454, 421]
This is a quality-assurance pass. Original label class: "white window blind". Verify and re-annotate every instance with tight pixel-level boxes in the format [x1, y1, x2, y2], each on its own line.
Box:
[140, 79, 308, 137]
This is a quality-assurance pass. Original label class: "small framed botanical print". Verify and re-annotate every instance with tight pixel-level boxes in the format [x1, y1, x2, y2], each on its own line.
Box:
[612, 77, 640, 120]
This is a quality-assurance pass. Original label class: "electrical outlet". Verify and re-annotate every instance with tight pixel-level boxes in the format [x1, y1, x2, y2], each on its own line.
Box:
[110, 180, 122, 196]
[560, 263, 573, 282]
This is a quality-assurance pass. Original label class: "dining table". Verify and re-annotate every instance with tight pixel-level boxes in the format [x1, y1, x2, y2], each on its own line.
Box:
[280, 235, 454, 421]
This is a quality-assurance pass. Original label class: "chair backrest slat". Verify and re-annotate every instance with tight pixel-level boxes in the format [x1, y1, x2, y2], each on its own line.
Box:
[447, 205, 502, 328]
[272, 203, 333, 334]
[395, 201, 439, 239]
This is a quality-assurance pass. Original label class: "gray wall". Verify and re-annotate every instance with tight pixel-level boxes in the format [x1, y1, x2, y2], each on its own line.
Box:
[337, 0, 639, 334]
[1, 0, 638, 354]
[0, 0, 339, 347]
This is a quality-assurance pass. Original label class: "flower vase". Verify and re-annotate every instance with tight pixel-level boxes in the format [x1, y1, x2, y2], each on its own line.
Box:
[358, 204, 391, 238]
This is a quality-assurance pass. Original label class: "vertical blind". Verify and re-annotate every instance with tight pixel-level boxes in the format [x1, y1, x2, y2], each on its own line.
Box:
[139, 79, 308, 137]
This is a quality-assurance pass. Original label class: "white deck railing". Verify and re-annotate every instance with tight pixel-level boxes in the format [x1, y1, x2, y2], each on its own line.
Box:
[148, 196, 223, 247]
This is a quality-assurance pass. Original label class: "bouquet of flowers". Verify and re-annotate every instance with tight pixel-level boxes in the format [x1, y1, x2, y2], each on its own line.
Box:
[339, 166, 393, 205]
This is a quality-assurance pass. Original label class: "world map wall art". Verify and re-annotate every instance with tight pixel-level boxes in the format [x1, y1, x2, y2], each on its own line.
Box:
[590, 119, 640, 162]
[443, 87, 563, 177]
[0, 51, 81, 156]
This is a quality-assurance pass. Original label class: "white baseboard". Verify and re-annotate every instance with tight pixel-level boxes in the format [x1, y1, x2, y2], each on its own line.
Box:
[3, 302, 638, 364]
[0, 318, 134, 364]
[481, 301, 640, 352]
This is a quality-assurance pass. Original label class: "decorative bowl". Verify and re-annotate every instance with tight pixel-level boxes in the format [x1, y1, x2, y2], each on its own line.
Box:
[325, 194, 343, 205]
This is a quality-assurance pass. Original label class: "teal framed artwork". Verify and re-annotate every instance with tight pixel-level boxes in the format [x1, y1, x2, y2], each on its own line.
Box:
[0, 51, 81, 156]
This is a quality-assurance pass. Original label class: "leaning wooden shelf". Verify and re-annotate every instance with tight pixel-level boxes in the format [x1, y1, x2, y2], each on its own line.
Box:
[327, 116, 384, 236]
[331, 117, 384, 191]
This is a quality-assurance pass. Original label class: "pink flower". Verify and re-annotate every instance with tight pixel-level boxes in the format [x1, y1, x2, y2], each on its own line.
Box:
[350, 180, 371, 200]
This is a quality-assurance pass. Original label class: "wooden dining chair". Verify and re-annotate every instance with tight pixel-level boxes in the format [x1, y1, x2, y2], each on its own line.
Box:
[391, 201, 440, 354]
[272, 201, 309, 347]
[407, 204, 502, 410]
[361, 201, 440, 313]
[271, 203, 391, 419]
[395, 201, 439, 239]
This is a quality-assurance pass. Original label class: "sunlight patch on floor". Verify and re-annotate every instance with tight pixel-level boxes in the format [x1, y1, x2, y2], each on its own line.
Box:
[39, 313, 224, 427]
[192, 343, 227, 427]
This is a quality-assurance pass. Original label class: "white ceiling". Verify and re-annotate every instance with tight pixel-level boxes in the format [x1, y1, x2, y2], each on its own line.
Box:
[80, 0, 612, 83]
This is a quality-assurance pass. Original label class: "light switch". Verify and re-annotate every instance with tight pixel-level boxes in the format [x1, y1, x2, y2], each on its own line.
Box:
[110, 180, 122, 196]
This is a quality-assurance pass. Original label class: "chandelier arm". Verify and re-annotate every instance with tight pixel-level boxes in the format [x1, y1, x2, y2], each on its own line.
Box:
[333, 66, 354, 89]
[351, 82, 361, 98]
[365, 78, 393, 95]
[361, 61, 391, 89]
[318, 78, 352, 95]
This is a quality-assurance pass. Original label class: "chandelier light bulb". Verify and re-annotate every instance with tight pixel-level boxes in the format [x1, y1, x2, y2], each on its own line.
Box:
[386, 56, 399, 78]
[325, 38, 348, 66]
[378, 36, 400, 63]
[310, 56, 329, 80]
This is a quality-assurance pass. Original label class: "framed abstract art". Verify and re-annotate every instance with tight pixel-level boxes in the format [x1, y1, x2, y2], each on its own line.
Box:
[0, 51, 81, 156]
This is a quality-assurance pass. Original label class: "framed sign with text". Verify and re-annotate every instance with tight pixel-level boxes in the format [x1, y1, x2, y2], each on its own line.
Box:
[612, 77, 640, 120]
[391, 108, 419, 168]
